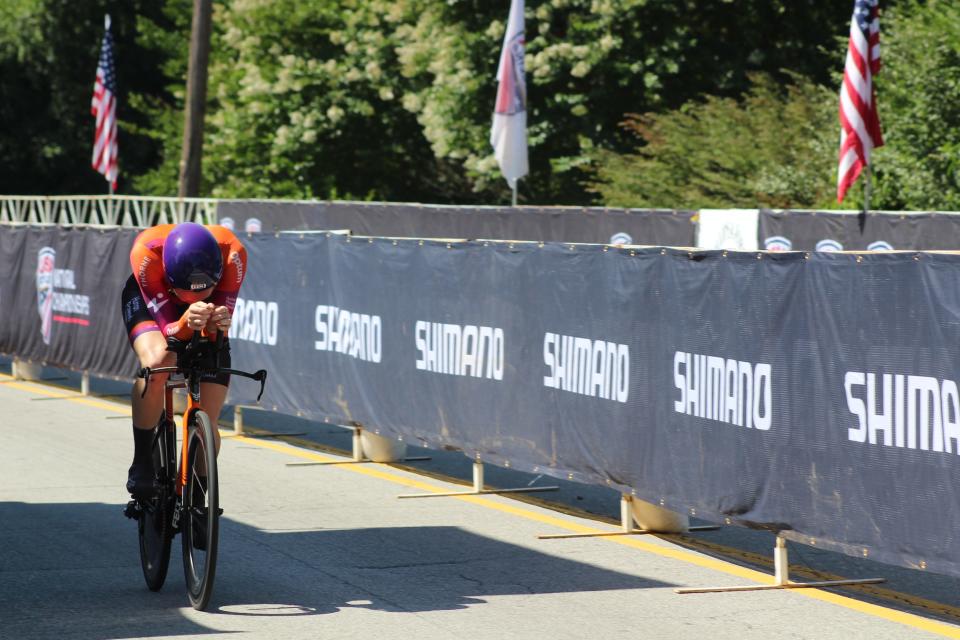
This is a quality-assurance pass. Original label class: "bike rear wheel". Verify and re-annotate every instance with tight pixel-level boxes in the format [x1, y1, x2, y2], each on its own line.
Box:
[181, 410, 219, 610]
[138, 423, 175, 591]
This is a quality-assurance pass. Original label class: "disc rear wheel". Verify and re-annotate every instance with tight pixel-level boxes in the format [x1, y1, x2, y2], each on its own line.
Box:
[138, 424, 174, 591]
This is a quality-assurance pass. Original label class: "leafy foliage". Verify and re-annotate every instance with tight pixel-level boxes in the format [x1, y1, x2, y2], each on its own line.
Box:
[869, 0, 960, 211]
[124, 0, 193, 196]
[146, 0, 861, 203]
[588, 74, 838, 209]
[199, 0, 442, 200]
[0, 0, 172, 195]
[5, 0, 957, 210]
[589, 0, 960, 211]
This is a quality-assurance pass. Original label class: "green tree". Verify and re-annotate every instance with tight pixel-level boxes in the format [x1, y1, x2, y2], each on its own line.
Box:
[8, 1, 931, 206]
[150, 0, 860, 203]
[125, 0, 193, 196]
[870, 0, 960, 211]
[0, 0, 174, 195]
[587, 74, 838, 209]
[589, 1, 960, 211]
[199, 0, 444, 200]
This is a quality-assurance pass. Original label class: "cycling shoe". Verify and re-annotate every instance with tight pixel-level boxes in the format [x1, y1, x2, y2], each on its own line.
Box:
[126, 460, 158, 499]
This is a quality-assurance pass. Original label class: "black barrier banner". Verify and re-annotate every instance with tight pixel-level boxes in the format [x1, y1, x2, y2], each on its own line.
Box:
[759, 209, 960, 251]
[226, 233, 960, 577]
[0, 225, 140, 378]
[217, 200, 696, 246]
[5, 224, 960, 578]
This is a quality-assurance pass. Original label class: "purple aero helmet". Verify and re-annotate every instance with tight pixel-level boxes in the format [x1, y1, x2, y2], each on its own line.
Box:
[162, 222, 224, 292]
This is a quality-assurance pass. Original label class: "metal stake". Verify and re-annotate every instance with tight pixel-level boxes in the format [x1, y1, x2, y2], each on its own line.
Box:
[675, 535, 885, 594]
[539, 494, 718, 539]
[397, 460, 558, 498]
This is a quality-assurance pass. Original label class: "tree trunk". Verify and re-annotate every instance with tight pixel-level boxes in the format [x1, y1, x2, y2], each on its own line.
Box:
[178, 0, 213, 198]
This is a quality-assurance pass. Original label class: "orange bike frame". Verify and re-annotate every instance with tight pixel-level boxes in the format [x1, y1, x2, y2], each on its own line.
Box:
[163, 378, 203, 497]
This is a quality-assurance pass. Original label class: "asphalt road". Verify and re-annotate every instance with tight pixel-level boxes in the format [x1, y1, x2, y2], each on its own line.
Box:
[2, 365, 959, 639]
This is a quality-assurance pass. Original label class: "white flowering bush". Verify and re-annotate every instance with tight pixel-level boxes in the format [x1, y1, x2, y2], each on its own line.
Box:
[139, 0, 860, 204]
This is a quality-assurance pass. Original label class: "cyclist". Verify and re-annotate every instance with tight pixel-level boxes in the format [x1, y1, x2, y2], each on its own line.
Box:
[121, 222, 247, 498]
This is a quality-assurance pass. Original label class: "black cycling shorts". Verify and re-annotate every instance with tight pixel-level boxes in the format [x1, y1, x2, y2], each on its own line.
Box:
[120, 274, 231, 387]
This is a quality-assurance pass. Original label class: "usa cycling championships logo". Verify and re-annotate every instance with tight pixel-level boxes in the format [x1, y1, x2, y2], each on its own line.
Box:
[35, 247, 92, 344]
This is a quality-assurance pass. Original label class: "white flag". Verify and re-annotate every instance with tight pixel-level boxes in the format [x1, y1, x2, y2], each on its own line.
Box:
[490, 0, 528, 190]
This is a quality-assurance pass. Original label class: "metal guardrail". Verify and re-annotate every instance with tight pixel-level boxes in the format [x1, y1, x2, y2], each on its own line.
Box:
[0, 196, 218, 227]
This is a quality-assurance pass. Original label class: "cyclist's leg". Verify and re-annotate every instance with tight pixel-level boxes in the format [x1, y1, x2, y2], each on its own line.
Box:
[198, 381, 227, 454]
[131, 331, 175, 424]
[128, 332, 175, 496]
[121, 275, 175, 496]
[197, 342, 231, 455]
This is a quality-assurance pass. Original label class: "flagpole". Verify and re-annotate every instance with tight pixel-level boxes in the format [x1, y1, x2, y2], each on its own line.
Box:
[106, 14, 114, 219]
[863, 165, 872, 214]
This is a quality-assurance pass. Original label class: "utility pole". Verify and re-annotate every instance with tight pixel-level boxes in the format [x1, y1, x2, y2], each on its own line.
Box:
[178, 0, 213, 198]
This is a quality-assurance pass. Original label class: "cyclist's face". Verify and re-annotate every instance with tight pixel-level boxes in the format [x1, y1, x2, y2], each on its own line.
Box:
[173, 287, 214, 304]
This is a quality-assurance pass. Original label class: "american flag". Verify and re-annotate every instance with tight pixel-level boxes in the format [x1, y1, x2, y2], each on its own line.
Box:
[91, 15, 118, 189]
[837, 0, 883, 203]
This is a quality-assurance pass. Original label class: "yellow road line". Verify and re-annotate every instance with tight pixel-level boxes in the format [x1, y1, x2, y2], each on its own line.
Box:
[2, 370, 959, 638]
[0, 376, 131, 414]
[234, 436, 960, 638]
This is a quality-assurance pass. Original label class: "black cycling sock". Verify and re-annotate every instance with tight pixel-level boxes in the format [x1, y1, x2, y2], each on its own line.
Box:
[132, 425, 155, 464]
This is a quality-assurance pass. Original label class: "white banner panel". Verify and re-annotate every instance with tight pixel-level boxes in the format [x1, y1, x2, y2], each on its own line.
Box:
[696, 209, 759, 250]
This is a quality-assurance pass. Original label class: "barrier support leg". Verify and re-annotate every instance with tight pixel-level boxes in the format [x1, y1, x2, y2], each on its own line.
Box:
[234, 405, 244, 436]
[228, 405, 306, 439]
[675, 535, 886, 594]
[286, 425, 431, 466]
[397, 460, 559, 498]
[81, 372, 90, 396]
[538, 494, 719, 539]
[11, 359, 51, 382]
[353, 426, 363, 462]
[774, 534, 789, 586]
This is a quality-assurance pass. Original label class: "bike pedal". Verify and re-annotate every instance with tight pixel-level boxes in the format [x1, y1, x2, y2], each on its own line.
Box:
[123, 500, 141, 520]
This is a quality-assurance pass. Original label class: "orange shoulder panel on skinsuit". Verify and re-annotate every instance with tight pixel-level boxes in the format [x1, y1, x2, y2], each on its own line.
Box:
[128, 224, 247, 340]
[129, 224, 174, 300]
[208, 225, 247, 298]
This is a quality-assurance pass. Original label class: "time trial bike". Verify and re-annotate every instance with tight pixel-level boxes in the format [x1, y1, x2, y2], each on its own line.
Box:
[124, 330, 266, 610]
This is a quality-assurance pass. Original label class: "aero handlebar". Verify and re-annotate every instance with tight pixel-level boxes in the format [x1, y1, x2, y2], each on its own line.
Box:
[137, 330, 268, 402]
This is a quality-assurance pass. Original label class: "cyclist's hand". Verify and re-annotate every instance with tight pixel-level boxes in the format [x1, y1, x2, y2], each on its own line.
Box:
[185, 302, 214, 331]
[207, 305, 232, 332]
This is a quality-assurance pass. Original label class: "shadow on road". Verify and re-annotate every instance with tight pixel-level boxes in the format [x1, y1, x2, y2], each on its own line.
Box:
[0, 501, 667, 639]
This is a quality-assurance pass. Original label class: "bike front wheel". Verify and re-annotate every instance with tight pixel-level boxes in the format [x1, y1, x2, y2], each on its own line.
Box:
[181, 410, 219, 610]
